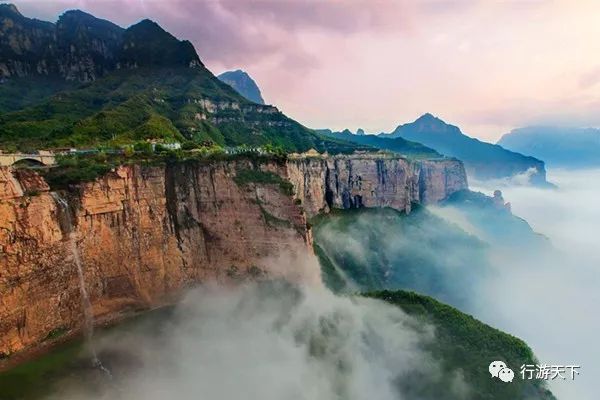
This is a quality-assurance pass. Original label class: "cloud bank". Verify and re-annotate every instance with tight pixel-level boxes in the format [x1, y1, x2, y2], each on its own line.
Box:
[470, 169, 600, 399]
[48, 282, 469, 400]
[312, 168, 600, 399]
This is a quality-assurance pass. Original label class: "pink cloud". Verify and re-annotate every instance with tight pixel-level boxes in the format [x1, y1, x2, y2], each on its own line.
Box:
[13, 0, 415, 69]
[11, 0, 600, 141]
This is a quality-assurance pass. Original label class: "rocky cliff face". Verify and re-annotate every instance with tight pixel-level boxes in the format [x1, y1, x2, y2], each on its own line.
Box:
[0, 155, 467, 359]
[287, 154, 468, 217]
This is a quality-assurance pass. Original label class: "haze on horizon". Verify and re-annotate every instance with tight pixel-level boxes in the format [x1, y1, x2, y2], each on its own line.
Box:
[13, 0, 600, 141]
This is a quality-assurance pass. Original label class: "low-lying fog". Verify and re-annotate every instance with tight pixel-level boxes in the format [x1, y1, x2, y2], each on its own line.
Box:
[470, 169, 600, 399]
[36, 170, 599, 400]
[50, 282, 468, 400]
[313, 167, 599, 399]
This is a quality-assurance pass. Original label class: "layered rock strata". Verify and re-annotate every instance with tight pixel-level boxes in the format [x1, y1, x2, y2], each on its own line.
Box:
[0, 155, 467, 358]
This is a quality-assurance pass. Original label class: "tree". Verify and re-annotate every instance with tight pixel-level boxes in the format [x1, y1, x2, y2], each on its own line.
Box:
[182, 141, 198, 150]
[133, 141, 153, 155]
[123, 146, 134, 158]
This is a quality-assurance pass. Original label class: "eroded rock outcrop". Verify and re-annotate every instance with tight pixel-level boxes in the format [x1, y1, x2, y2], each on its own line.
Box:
[0, 155, 467, 359]
[287, 154, 468, 217]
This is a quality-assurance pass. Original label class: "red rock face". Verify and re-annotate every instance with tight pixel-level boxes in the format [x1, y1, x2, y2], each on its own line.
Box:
[0, 161, 311, 358]
[0, 155, 468, 359]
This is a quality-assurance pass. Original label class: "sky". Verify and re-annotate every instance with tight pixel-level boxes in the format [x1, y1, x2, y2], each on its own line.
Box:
[12, 0, 600, 141]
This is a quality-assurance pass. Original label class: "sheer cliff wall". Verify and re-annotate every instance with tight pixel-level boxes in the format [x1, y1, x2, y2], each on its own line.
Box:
[287, 154, 468, 216]
[0, 155, 467, 358]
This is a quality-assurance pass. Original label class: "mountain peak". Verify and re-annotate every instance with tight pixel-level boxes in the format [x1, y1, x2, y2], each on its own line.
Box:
[133, 18, 160, 29]
[126, 18, 172, 41]
[408, 113, 458, 134]
[57, 9, 124, 37]
[383, 114, 549, 185]
[218, 69, 265, 104]
[0, 3, 21, 16]
[121, 18, 201, 68]
[414, 112, 443, 124]
[60, 9, 97, 19]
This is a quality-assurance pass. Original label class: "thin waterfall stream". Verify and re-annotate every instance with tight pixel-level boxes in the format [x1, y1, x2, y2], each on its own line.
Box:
[51, 192, 112, 378]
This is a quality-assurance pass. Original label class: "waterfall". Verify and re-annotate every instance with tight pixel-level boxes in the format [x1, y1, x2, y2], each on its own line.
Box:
[51, 192, 111, 377]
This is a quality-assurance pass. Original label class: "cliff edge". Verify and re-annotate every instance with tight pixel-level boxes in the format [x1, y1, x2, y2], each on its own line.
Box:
[0, 155, 467, 359]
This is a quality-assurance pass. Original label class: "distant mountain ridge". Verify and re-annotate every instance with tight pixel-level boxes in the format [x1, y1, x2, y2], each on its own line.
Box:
[498, 126, 600, 168]
[380, 113, 549, 185]
[0, 4, 365, 153]
[217, 70, 265, 104]
[317, 128, 441, 159]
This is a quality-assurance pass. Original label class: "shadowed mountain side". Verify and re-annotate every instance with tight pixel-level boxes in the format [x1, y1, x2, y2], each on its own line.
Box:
[439, 189, 550, 250]
[313, 191, 549, 306]
[366, 290, 556, 400]
[0, 5, 125, 85]
[0, 5, 366, 153]
[498, 126, 600, 168]
[317, 128, 441, 159]
[218, 69, 265, 104]
[0, 66, 367, 152]
[380, 114, 550, 186]
[313, 206, 489, 307]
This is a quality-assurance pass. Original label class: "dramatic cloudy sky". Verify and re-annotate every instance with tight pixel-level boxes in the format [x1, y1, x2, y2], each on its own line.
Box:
[14, 0, 600, 140]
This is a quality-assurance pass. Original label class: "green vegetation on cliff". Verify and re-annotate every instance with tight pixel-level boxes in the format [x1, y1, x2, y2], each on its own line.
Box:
[313, 197, 548, 307]
[0, 6, 366, 155]
[365, 290, 555, 400]
[42, 154, 115, 188]
[313, 207, 489, 307]
[0, 67, 362, 153]
[234, 167, 294, 195]
[319, 128, 441, 159]
[40, 147, 297, 190]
